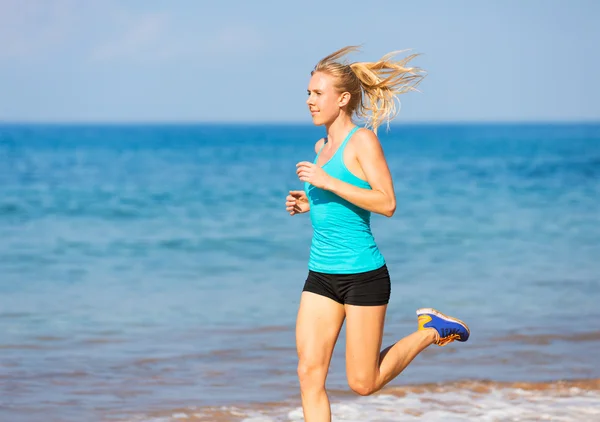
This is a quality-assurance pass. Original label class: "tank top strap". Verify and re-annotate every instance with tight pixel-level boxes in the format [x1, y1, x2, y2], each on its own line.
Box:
[314, 137, 328, 163]
[316, 137, 328, 154]
[334, 126, 360, 158]
[314, 126, 360, 164]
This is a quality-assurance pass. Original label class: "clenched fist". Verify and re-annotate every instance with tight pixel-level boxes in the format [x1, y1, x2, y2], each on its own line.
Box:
[286, 190, 310, 215]
[296, 161, 332, 190]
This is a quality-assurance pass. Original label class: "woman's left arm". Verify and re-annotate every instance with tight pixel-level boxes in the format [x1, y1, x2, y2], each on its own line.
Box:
[296, 131, 396, 217]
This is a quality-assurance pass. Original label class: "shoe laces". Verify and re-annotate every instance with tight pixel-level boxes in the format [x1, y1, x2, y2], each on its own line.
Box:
[435, 326, 462, 346]
[436, 333, 461, 346]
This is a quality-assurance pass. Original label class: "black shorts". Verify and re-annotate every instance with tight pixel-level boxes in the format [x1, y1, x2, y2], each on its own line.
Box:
[302, 264, 391, 306]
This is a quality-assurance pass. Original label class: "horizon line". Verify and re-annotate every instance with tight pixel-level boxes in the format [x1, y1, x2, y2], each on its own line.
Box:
[1, 119, 600, 126]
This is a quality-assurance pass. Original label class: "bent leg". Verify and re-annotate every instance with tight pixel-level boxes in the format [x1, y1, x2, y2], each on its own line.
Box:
[296, 292, 345, 422]
[345, 304, 436, 396]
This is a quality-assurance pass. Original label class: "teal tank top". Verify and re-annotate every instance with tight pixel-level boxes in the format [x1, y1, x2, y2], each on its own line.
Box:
[304, 126, 386, 274]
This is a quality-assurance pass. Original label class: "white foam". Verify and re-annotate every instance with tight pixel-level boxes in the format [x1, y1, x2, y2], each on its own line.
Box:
[243, 386, 600, 422]
[123, 385, 600, 421]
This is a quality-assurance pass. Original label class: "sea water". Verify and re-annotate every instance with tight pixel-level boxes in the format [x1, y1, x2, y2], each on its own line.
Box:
[1, 123, 599, 421]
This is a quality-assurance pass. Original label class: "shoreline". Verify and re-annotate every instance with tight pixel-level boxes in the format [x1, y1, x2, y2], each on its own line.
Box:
[101, 377, 600, 421]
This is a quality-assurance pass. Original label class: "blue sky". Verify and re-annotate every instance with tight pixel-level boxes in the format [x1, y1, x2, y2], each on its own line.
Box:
[1, 0, 599, 123]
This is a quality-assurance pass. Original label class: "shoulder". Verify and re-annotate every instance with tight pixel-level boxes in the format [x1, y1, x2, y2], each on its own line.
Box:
[314, 137, 326, 154]
[350, 128, 384, 155]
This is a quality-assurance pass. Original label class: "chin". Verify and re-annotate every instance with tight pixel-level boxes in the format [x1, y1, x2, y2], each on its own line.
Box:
[311, 115, 326, 127]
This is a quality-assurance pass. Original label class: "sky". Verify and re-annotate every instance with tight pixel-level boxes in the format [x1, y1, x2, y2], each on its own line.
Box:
[1, 0, 599, 123]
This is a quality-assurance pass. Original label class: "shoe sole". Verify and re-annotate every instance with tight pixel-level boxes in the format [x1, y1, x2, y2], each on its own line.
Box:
[416, 307, 471, 338]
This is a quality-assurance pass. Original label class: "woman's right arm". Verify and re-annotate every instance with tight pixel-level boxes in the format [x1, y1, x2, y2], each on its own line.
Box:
[285, 139, 323, 216]
[286, 190, 310, 215]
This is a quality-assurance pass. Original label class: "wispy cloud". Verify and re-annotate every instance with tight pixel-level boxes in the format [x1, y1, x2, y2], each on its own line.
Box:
[0, 0, 74, 59]
[89, 12, 170, 62]
[89, 18, 266, 63]
[0, 1, 266, 64]
[205, 25, 265, 55]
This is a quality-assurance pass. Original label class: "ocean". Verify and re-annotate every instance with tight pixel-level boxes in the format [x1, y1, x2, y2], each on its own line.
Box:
[1, 122, 599, 421]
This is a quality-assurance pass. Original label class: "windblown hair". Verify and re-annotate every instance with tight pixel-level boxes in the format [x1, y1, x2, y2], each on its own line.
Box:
[312, 46, 426, 133]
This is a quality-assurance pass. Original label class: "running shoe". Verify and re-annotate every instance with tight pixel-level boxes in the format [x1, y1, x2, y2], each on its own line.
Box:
[417, 308, 470, 346]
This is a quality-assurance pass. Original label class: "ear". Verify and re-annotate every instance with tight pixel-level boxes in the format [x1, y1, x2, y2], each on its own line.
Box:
[338, 92, 351, 108]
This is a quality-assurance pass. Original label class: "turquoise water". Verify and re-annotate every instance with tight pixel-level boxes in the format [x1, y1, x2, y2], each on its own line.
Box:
[1, 123, 599, 421]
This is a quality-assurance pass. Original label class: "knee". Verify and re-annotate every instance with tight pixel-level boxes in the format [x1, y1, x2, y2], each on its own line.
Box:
[347, 375, 377, 396]
[297, 360, 327, 390]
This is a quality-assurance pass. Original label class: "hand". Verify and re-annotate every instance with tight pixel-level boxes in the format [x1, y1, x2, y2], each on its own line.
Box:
[296, 161, 331, 190]
[286, 190, 310, 215]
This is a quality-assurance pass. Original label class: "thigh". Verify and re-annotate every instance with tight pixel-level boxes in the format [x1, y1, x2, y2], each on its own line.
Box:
[342, 265, 391, 306]
[344, 303, 387, 380]
[296, 291, 346, 369]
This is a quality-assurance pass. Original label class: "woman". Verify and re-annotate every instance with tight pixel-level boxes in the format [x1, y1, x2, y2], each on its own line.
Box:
[285, 46, 470, 421]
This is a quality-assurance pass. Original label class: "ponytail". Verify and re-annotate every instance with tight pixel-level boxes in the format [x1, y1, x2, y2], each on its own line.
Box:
[313, 46, 425, 133]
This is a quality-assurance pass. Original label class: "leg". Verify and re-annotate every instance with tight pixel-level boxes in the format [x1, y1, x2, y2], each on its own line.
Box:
[296, 291, 345, 422]
[345, 304, 437, 396]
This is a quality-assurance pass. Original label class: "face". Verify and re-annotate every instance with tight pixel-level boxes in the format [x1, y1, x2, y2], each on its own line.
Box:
[306, 71, 349, 126]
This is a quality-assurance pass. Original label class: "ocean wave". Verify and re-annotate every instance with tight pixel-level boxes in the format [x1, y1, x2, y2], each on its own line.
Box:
[115, 378, 600, 421]
[400, 156, 600, 185]
[508, 157, 600, 180]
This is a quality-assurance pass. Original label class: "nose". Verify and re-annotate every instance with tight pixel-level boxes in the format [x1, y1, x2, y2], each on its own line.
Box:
[306, 93, 314, 106]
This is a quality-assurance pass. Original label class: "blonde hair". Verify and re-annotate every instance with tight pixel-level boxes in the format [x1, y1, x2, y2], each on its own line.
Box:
[312, 46, 426, 133]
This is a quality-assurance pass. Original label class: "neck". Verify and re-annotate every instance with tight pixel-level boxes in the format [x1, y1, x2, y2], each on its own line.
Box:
[324, 114, 355, 145]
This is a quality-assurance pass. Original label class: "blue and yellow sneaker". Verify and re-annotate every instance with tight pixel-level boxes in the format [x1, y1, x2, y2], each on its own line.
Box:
[417, 308, 470, 346]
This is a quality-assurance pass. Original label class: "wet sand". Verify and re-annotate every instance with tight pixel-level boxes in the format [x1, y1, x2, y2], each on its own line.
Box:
[108, 378, 600, 421]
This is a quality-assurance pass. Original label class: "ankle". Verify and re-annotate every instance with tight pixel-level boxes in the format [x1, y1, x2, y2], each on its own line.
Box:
[424, 327, 439, 344]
